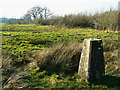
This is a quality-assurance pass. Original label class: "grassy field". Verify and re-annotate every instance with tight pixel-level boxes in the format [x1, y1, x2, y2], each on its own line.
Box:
[1, 24, 120, 88]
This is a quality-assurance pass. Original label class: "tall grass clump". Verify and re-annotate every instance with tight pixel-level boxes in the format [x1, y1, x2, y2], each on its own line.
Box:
[35, 41, 82, 74]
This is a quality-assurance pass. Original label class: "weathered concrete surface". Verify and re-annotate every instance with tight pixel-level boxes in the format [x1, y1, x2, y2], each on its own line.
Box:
[78, 38, 105, 82]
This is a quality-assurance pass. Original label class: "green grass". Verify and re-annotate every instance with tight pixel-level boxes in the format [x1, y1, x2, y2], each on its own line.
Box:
[2, 25, 118, 59]
[22, 67, 119, 88]
[22, 67, 106, 88]
[1, 24, 119, 88]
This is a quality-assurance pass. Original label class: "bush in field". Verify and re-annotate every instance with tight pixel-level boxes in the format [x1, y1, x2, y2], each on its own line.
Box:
[35, 42, 82, 74]
[57, 14, 93, 28]
[93, 9, 118, 30]
[37, 14, 93, 28]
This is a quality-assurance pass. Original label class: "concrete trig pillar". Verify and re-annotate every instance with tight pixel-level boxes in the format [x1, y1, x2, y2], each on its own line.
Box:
[78, 38, 105, 82]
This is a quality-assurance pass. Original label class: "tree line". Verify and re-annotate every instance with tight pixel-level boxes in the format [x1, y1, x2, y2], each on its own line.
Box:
[8, 6, 118, 30]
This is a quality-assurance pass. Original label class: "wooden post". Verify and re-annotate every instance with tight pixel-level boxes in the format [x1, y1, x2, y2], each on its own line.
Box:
[78, 38, 105, 82]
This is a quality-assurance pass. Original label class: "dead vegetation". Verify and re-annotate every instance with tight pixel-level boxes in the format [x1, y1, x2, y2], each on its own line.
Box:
[35, 41, 82, 74]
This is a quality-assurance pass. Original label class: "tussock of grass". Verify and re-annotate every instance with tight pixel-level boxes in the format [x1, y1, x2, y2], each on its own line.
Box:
[35, 41, 82, 74]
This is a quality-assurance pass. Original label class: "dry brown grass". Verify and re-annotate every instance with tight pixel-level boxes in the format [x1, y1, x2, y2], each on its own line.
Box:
[35, 41, 82, 74]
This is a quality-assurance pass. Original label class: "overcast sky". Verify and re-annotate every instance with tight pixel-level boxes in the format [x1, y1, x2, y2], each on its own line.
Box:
[0, 0, 119, 18]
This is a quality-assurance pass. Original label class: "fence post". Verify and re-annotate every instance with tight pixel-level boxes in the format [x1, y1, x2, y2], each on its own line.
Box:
[78, 38, 105, 82]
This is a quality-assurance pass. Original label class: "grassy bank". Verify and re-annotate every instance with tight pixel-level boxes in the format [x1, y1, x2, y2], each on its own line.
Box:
[1, 24, 120, 88]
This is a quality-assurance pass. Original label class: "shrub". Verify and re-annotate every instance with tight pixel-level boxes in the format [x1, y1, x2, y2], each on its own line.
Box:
[93, 9, 118, 30]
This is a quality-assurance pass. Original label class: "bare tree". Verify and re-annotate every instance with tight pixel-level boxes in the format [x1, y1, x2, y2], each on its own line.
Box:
[23, 13, 32, 21]
[44, 7, 53, 19]
[23, 6, 53, 20]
